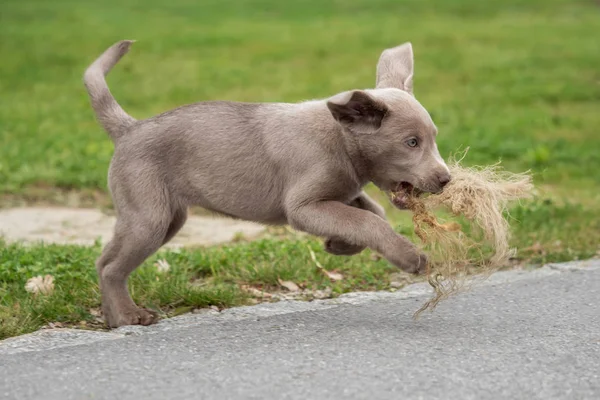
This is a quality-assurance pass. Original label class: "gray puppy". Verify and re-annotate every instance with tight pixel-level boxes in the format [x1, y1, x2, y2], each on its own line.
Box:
[84, 40, 451, 328]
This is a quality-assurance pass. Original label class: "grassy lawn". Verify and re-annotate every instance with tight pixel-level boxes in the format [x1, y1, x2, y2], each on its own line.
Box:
[1, 0, 599, 339]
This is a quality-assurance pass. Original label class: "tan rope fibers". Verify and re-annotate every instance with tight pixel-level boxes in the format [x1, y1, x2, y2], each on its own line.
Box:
[393, 152, 533, 317]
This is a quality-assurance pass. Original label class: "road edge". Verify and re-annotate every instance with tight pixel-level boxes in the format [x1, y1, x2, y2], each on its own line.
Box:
[1, 259, 598, 356]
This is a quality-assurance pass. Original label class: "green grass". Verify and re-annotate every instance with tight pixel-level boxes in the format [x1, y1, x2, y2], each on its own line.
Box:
[1, 0, 600, 339]
[0, 236, 399, 339]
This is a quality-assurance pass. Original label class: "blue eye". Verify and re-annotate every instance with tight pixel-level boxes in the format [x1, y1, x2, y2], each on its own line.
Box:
[406, 138, 418, 148]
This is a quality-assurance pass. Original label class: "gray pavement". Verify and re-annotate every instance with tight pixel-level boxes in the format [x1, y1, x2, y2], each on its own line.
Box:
[1, 260, 599, 400]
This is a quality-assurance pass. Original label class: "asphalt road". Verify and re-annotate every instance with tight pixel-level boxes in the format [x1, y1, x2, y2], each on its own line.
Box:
[1, 261, 599, 400]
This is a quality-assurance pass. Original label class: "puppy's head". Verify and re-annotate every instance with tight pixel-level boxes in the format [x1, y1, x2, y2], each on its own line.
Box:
[326, 43, 450, 208]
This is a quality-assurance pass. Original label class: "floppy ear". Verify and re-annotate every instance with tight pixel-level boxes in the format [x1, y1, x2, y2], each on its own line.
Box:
[326, 90, 388, 134]
[375, 42, 414, 94]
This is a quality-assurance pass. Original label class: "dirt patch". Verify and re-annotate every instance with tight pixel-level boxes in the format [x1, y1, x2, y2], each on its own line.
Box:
[0, 208, 265, 247]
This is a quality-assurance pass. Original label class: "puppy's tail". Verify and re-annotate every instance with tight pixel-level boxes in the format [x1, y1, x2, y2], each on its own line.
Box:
[83, 40, 136, 141]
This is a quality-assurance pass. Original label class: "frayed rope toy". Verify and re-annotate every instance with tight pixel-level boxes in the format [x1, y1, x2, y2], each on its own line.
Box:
[388, 151, 533, 317]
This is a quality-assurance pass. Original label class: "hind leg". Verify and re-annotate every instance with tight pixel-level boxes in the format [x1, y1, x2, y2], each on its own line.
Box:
[99, 215, 169, 327]
[324, 238, 366, 255]
[97, 203, 173, 327]
[95, 237, 121, 277]
[324, 192, 386, 256]
[162, 208, 188, 246]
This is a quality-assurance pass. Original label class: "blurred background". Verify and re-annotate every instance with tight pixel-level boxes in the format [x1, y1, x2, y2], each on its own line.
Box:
[1, 0, 599, 338]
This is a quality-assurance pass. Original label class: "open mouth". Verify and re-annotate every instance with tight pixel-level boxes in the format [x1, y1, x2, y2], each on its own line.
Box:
[390, 182, 423, 209]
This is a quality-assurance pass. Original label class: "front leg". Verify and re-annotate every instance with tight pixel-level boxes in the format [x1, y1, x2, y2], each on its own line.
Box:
[324, 192, 386, 255]
[287, 199, 426, 274]
[352, 191, 387, 219]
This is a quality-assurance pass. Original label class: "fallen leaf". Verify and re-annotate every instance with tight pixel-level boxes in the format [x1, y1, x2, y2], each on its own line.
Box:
[88, 308, 104, 323]
[25, 275, 54, 295]
[272, 293, 299, 301]
[170, 306, 194, 317]
[307, 246, 343, 281]
[241, 285, 272, 298]
[89, 308, 102, 317]
[154, 259, 170, 273]
[370, 253, 382, 261]
[322, 269, 343, 281]
[312, 287, 333, 299]
[277, 278, 300, 292]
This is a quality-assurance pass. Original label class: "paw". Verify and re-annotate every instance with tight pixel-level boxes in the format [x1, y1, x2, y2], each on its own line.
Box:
[404, 252, 428, 275]
[104, 306, 159, 328]
[388, 248, 428, 275]
[324, 238, 365, 256]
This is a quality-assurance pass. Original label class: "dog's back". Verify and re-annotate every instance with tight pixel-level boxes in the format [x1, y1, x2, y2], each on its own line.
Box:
[110, 99, 357, 224]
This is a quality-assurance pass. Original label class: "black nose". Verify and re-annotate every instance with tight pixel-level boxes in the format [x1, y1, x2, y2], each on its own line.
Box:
[438, 172, 451, 188]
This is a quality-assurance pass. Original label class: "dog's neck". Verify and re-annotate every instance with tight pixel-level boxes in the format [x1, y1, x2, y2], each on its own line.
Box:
[338, 125, 372, 187]
[294, 100, 372, 187]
